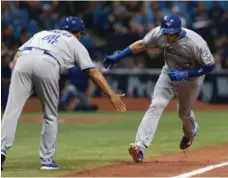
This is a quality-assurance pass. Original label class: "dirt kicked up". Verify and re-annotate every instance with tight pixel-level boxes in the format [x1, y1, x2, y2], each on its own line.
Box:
[67, 144, 228, 177]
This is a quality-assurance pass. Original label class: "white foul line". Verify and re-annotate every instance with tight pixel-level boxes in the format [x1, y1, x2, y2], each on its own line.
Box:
[171, 161, 228, 178]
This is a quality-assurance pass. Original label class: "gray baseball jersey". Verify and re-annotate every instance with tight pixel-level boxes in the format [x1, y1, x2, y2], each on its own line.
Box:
[19, 30, 96, 73]
[142, 26, 215, 70]
[1, 30, 96, 165]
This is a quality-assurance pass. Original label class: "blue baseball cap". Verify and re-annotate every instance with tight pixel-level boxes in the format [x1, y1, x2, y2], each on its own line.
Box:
[160, 14, 182, 34]
[59, 16, 85, 34]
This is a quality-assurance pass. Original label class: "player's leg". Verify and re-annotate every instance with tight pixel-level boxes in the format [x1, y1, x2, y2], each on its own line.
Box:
[73, 90, 98, 111]
[73, 89, 91, 111]
[63, 85, 88, 111]
[1, 57, 33, 170]
[177, 76, 204, 150]
[60, 84, 76, 111]
[129, 69, 176, 162]
[32, 57, 60, 170]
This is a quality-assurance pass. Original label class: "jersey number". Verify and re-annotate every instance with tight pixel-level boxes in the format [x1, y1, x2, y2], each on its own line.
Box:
[42, 34, 60, 44]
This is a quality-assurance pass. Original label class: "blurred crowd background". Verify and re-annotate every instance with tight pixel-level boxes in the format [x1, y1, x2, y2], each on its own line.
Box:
[1, 1, 228, 111]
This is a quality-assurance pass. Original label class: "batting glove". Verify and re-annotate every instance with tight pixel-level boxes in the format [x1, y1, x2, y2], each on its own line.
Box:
[168, 69, 188, 82]
[103, 54, 119, 69]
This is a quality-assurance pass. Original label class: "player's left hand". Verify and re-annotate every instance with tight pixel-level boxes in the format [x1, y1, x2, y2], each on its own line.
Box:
[168, 69, 188, 82]
[103, 51, 120, 69]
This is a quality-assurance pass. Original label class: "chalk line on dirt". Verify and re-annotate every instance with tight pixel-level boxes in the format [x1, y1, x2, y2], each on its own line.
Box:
[171, 161, 228, 178]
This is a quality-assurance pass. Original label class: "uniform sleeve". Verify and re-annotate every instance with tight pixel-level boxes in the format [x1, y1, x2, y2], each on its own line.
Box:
[142, 27, 159, 47]
[74, 42, 96, 70]
[194, 44, 215, 66]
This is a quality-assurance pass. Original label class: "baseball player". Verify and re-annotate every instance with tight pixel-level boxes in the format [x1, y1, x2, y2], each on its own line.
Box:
[1, 16, 126, 171]
[103, 14, 215, 163]
[60, 66, 97, 112]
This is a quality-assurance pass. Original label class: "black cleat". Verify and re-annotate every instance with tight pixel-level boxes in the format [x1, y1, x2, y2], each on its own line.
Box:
[1, 154, 6, 171]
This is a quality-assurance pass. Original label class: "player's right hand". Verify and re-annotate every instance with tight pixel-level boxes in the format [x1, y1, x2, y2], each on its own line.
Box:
[109, 93, 126, 112]
[103, 53, 119, 69]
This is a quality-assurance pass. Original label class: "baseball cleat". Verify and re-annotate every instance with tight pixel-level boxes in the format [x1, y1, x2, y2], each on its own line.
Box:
[128, 143, 144, 163]
[1, 154, 6, 171]
[41, 161, 58, 170]
[180, 123, 199, 150]
[1, 149, 6, 171]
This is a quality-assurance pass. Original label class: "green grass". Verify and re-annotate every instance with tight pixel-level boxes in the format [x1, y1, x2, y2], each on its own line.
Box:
[2, 111, 228, 177]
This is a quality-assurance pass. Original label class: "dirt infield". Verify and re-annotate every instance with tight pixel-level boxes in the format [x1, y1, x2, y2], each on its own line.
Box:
[22, 97, 228, 112]
[67, 144, 228, 177]
[20, 97, 228, 177]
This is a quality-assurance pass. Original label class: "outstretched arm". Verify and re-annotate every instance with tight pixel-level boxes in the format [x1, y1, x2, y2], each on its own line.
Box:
[129, 40, 146, 54]
[103, 27, 160, 69]
[103, 40, 146, 69]
[74, 40, 126, 112]
[84, 67, 126, 112]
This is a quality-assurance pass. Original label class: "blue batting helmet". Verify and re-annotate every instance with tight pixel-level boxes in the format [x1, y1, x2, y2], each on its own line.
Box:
[60, 16, 85, 33]
[160, 14, 182, 34]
